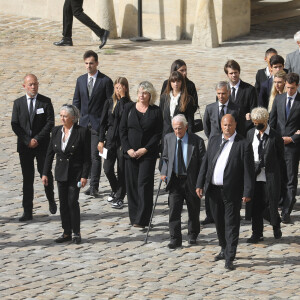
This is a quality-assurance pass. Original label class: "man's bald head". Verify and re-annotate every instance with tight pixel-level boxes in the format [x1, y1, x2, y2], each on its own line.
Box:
[221, 114, 237, 139]
[23, 74, 39, 97]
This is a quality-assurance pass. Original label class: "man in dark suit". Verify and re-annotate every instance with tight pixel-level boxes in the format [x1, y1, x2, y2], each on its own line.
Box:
[286, 31, 300, 92]
[224, 60, 257, 131]
[269, 73, 300, 224]
[255, 48, 277, 96]
[73, 50, 114, 197]
[196, 114, 255, 270]
[53, 0, 109, 49]
[11, 74, 56, 221]
[161, 114, 206, 249]
[258, 55, 286, 109]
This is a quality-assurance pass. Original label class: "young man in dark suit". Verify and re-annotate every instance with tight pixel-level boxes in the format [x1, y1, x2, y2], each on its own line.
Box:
[255, 48, 277, 96]
[196, 114, 255, 270]
[161, 114, 206, 249]
[224, 60, 257, 132]
[73, 50, 113, 198]
[11, 74, 56, 221]
[269, 73, 300, 224]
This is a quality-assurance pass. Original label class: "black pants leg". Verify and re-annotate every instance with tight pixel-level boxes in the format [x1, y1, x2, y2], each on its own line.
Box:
[185, 189, 200, 239]
[57, 181, 80, 235]
[204, 195, 213, 221]
[115, 146, 126, 200]
[283, 149, 299, 215]
[251, 182, 265, 237]
[90, 129, 102, 190]
[103, 149, 118, 193]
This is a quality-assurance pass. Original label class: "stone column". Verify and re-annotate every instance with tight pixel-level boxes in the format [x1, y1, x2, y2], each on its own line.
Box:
[92, 0, 118, 40]
[192, 0, 219, 47]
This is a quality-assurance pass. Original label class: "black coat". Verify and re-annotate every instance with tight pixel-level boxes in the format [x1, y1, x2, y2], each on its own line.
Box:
[73, 71, 113, 132]
[99, 96, 131, 149]
[159, 93, 195, 138]
[245, 127, 287, 225]
[255, 68, 269, 96]
[119, 102, 163, 159]
[43, 124, 91, 182]
[11, 93, 54, 153]
[196, 133, 255, 202]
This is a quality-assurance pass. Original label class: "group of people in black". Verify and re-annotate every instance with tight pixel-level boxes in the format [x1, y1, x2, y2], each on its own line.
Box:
[12, 41, 300, 270]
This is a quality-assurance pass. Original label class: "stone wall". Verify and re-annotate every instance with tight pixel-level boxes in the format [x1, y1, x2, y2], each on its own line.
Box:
[0, 0, 251, 42]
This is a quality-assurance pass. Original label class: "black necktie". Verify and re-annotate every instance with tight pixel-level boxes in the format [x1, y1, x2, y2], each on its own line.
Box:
[257, 133, 267, 168]
[286, 97, 292, 119]
[219, 104, 225, 119]
[88, 77, 93, 98]
[177, 139, 186, 175]
[212, 138, 229, 170]
[29, 98, 34, 126]
[231, 87, 236, 101]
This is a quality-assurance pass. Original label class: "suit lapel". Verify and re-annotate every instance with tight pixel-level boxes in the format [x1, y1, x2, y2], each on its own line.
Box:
[286, 93, 300, 123]
[235, 81, 244, 104]
[225, 135, 238, 169]
[21, 96, 31, 125]
[91, 72, 101, 99]
[214, 102, 221, 131]
[65, 126, 79, 153]
[169, 135, 177, 172]
[186, 134, 194, 169]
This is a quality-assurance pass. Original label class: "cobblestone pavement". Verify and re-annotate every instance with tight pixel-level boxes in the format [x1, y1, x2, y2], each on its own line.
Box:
[0, 13, 300, 299]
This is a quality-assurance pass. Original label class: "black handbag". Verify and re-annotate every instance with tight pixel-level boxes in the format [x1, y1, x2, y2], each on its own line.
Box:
[193, 107, 203, 133]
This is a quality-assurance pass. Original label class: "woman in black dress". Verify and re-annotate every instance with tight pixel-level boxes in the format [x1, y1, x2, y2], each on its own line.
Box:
[119, 81, 163, 228]
[42, 104, 90, 244]
[98, 77, 132, 209]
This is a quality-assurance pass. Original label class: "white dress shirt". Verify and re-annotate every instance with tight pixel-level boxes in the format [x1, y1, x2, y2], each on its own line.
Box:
[252, 125, 270, 182]
[26, 94, 37, 112]
[61, 125, 73, 152]
[218, 100, 229, 114]
[87, 70, 98, 87]
[286, 91, 297, 109]
[173, 132, 188, 175]
[230, 80, 241, 97]
[212, 132, 237, 185]
[170, 91, 181, 117]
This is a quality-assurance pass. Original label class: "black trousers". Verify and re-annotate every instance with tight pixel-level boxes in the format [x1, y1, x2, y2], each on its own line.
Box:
[103, 146, 126, 200]
[57, 181, 80, 235]
[19, 150, 54, 214]
[283, 148, 300, 215]
[204, 195, 213, 221]
[209, 185, 241, 262]
[251, 181, 281, 236]
[125, 158, 156, 226]
[168, 174, 200, 243]
[63, 0, 104, 38]
[89, 129, 102, 190]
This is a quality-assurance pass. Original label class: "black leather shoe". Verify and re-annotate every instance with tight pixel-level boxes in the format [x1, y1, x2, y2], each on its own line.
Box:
[225, 260, 235, 271]
[188, 238, 197, 245]
[73, 234, 81, 244]
[214, 250, 225, 261]
[247, 234, 264, 243]
[168, 241, 182, 249]
[19, 213, 33, 222]
[201, 217, 214, 225]
[84, 187, 91, 196]
[281, 214, 291, 224]
[90, 187, 99, 198]
[53, 37, 73, 46]
[49, 200, 57, 214]
[99, 30, 110, 49]
[273, 228, 282, 239]
[55, 234, 72, 243]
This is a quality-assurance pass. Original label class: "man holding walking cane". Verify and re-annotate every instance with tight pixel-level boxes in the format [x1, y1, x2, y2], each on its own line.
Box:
[161, 114, 206, 249]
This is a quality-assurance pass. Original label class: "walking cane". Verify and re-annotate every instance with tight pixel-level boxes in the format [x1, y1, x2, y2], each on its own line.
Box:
[144, 179, 163, 244]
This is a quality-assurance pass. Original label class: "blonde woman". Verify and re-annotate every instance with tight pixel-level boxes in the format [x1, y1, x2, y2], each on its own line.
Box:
[268, 70, 286, 112]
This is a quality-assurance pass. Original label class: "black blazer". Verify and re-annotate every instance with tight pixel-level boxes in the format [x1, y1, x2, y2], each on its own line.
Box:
[43, 124, 91, 182]
[159, 93, 195, 138]
[269, 92, 300, 152]
[161, 78, 198, 112]
[203, 100, 245, 138]
[161, 132, 206, 197]
[255, 68, 268, 96]
[11, 93, 54, 153]
[99, 96, 131, 149]
[196, 133, 255, 201]
[246, 127, 286, 224]
[119, 102, 163, 159]
[73, 71, 113, 132]
[258, 77, 273, 109]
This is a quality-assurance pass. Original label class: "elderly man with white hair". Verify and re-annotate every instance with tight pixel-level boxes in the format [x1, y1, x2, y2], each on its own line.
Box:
[245, 107, 286, 243]
[286, 31, 300, 92]
[161, 114, 206, 249]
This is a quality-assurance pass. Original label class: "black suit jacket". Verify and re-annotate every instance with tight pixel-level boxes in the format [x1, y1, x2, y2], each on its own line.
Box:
[11, 93, 54, 153]
[73, 71, 113, 132]
[196, 133, 255, 201]
[269, 92, 300, 153]
[246, 127, 286, 224]
[43, 124, 91, 182]
[159, 93, 195, 138]
[203, 100, 245, 138]
[119, 102, 163, 159]
[255, 68, 268, 96]
[258, 77, 273, 109]
[161, 132, 206, 197]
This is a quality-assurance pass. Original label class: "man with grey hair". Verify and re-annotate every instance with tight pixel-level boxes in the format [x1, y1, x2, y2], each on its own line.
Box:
[285, 31, 300, 92]
[161, 114, 206, 249]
